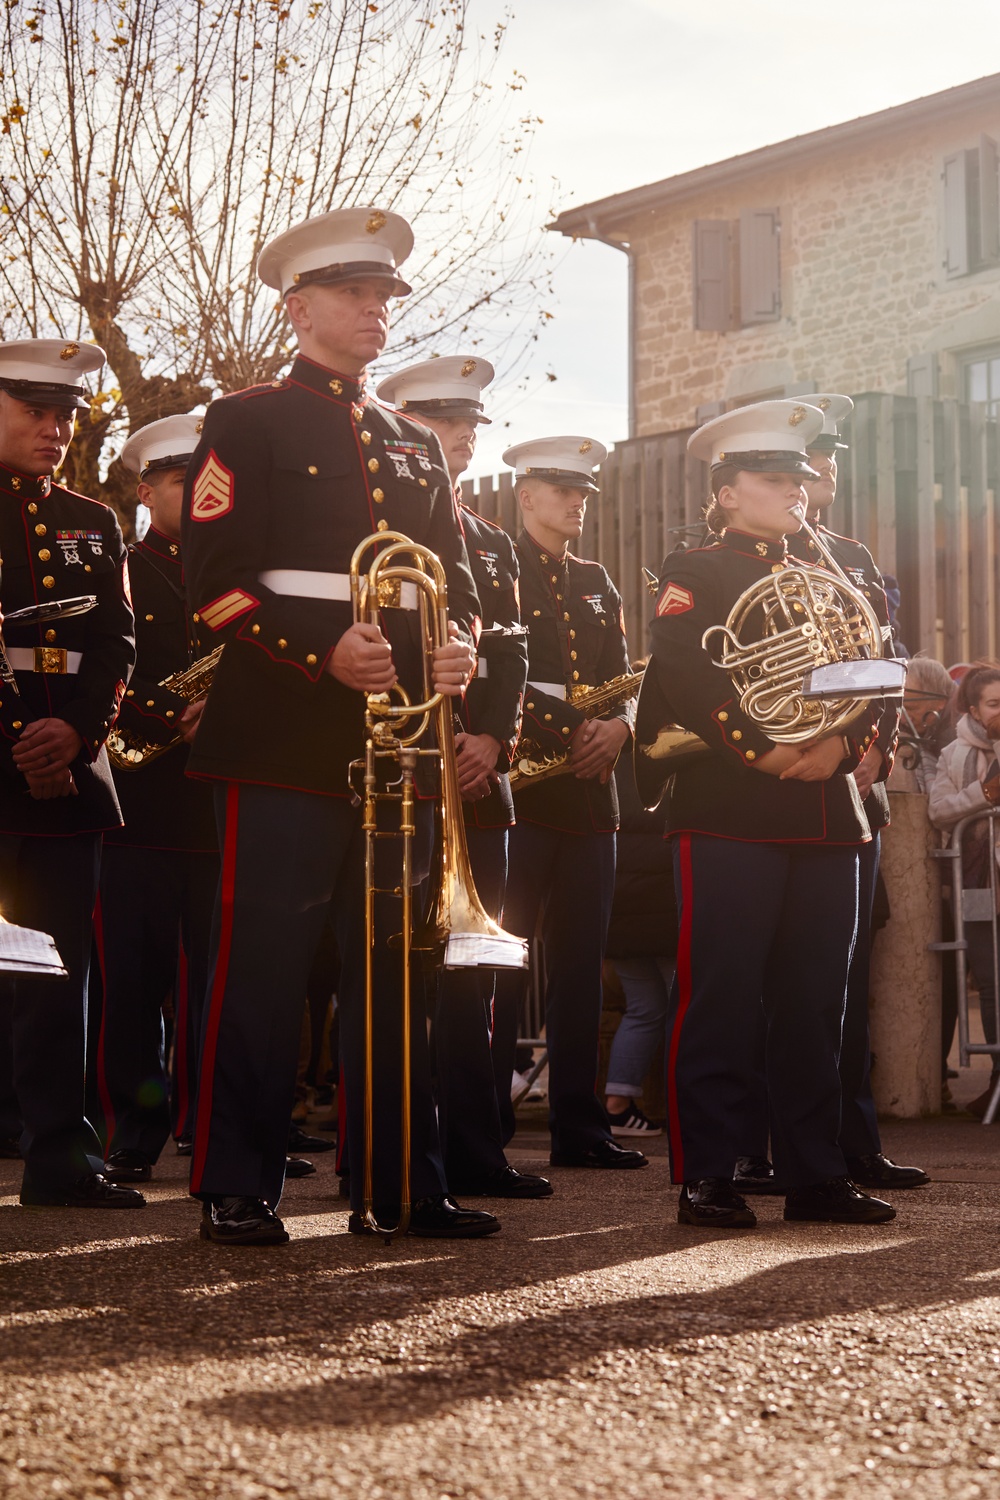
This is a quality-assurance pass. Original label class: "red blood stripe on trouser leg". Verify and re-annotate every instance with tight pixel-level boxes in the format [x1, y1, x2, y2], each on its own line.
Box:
[190, 783, 240, 1194]
[666, 833, 694, 1185]
[92, 891, 114, 1152]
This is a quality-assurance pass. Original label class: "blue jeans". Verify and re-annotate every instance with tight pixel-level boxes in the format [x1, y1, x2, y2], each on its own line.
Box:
[606, 957, 674, 1098]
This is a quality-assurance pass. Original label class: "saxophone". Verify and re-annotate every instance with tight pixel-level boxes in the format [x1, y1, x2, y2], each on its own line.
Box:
[107, 645, 224, 770]
[509, 671, 642, 792]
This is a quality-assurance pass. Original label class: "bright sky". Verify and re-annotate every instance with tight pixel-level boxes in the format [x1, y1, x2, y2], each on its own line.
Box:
[460, 0, 1000, 478]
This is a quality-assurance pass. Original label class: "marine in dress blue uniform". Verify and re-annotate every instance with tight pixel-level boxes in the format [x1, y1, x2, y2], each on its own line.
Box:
[645, 400, 895, 1227]
[93, 414, 220, 1183]
[492, 437, 647, 1170]
[0, 339, 141, 1209]
[376, 356, 549, 1198]
[789, 396, 927, 1191]
[181, 208, 498, 1243]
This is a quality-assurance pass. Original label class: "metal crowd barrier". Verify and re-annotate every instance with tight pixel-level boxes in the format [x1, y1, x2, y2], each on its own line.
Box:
[515, 935, 548, 1095]
[932, 807, 1000, 1125]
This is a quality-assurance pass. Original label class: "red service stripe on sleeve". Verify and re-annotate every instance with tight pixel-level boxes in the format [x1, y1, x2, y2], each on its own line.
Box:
[656, 583, 694, 616]
[200, 588, 258, 630]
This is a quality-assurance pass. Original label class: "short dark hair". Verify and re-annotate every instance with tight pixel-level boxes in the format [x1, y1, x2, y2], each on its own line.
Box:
[958, 662, 1000, 715]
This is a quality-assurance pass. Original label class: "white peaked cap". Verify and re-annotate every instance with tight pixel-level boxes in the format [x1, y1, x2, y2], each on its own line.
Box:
[687, 399, 824, 476]
[806, 393, 854, 449]
[257, 207, 414, 297]
[376, 355, 495, 423]
[120, 413, 204, 477]
[503, 434, 608, 493]
[0, 338, 105, 410]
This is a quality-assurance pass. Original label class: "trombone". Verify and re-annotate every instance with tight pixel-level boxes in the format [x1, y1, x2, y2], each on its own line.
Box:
[349, 531, 528, 1242]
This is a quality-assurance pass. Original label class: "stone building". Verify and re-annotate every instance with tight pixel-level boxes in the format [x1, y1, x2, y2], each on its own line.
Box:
[551, 73, 1000, 436]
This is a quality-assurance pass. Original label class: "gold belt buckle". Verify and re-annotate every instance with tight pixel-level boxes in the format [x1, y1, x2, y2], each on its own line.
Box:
[33, 646, 67, 674]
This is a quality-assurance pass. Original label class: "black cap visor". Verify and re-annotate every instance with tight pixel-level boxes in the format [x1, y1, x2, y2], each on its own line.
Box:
[806, 435, 849, 454]
[518, 466, 599, 494]
[0, 378, 89, 412]
[288, 260, 411, 297]
[404, 398, 491, 426]
[140, 452, 195, 479]
[711, 449, 820, 480]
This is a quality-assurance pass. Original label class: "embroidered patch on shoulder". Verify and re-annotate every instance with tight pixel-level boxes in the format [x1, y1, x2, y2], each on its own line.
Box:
[191, 451, 235, 522]
[656, 582, 694, 617]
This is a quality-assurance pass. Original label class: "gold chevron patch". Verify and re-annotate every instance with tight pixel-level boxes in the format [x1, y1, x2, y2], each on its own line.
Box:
[199, 588, 257, 630]
[191, 451, 234, 522]
[656, 582, 694, 617]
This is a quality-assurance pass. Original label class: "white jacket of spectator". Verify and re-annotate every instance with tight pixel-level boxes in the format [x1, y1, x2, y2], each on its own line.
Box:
[929, 713, 1000, 842]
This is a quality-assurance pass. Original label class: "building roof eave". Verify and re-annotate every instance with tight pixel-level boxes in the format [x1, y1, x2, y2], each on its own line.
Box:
[548, 71, 1000, 241]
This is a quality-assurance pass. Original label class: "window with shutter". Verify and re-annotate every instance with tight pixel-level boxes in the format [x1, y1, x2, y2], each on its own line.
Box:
[692, 220, 732, 331]
[739, 207, 781, 325]
[906, 352, 939, 398]
[980, 135, 1000, 266]
[942, 151, 970, 277]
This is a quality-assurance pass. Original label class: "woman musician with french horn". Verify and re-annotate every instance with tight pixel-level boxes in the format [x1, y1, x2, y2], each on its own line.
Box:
[641, 400, 899, 1231]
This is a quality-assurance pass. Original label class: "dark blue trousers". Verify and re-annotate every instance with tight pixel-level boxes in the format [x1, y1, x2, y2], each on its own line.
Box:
[742, 831, 882, 1161]
[493, 824, 616, 1153]
[191, 783, 446, 1213]
[0, 832, 104, 1191]
[94, 845, 219, 1160]
[667, 834, 859, 1188]
[434, 825, 509, 1182]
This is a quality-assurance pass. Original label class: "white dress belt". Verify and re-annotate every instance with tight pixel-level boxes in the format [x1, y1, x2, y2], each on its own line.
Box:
[259, 569, 418, 610]
[7, 647, 83, 674]
[476, 657, 488, 679]
[527, 680, 567, 700]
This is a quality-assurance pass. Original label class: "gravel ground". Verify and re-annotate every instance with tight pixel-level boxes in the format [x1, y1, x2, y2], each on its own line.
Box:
[2, 1104, 1000, 1500]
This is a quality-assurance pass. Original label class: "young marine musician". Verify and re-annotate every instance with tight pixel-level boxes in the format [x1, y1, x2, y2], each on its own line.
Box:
[94, 414, 220, 1183]
[647, 400, 896, 1228]
[0, 339, 139, 1210]
[181, 207, 498, 1244]
[492, 437, 647, 1172]
[376, 355, 550, 1199]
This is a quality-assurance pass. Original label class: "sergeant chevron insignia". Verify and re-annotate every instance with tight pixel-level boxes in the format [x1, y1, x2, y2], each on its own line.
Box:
[656, 582, 694, 616]
[191, 451, 235, 521]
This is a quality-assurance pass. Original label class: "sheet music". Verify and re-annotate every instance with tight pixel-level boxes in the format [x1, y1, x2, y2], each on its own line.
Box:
[0, 920, 67, 976]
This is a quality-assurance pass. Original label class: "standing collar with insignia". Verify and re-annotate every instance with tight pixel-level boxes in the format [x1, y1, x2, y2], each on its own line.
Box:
[720, 529, 788, 563]
[517, 526, 570, 566]
[0, 462, 52, 499]
[139, 525, 182, 564]
[289, 354, 367, 407]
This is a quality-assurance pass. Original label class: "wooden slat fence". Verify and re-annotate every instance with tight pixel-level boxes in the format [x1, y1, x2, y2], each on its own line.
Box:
[469, 394, 1000, 668]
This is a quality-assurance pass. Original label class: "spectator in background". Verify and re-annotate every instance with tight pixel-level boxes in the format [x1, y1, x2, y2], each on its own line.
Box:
[901, 656, 957, 792]
[603, 737, 678, 1138]
[882, 575, 911, 658]
[929, 663, 1000, 1119]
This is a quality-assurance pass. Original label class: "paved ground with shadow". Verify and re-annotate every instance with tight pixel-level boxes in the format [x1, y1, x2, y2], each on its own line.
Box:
[2, 1097, 1000, 1499]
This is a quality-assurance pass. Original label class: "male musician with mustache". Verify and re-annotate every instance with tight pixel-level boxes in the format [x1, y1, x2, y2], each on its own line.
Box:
[376, 355, 550, 1199]
[182, 208, 498, 1244]
[492, 438, 647, 1172]
[0, 339, 139, 1210]
[648, 401, 895, 1228]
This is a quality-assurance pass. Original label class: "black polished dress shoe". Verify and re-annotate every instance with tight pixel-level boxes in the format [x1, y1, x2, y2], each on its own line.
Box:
[284, 1154, 316, 1179]
[175, 1136, 193, 1156]
[550, 1139, 648, 1169]
[287, 1125, 335, 1154]
[199, 1196, 289, 1245]
[0, 1134, 21, 1159]
[845, 1152, 929, 1190]
[348, 1194, 501, 1238]
[448, 1164, 554, 1199]
[20, 1172, 146, 1209]
[784, 1176, 895, 1223]
[732, 1155, 785, 1196]
[103, 1148, 153, 1184]
[678, 1178, 756, 1228]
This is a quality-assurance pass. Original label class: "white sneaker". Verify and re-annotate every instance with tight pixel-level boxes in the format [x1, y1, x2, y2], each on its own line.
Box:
[510, 1069, 531, 1105]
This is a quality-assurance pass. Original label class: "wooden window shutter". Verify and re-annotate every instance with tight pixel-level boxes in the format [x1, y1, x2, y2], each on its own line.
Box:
[739, 207, 781, 325]
[943, 151, 971, 277]
[906, 352, 939, 398]
[692, 220, 732, 331]
[979, 134, 1000, 266]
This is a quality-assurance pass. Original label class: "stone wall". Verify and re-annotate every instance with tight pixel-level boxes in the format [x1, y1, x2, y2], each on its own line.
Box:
[624, 98, 1000, 434]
